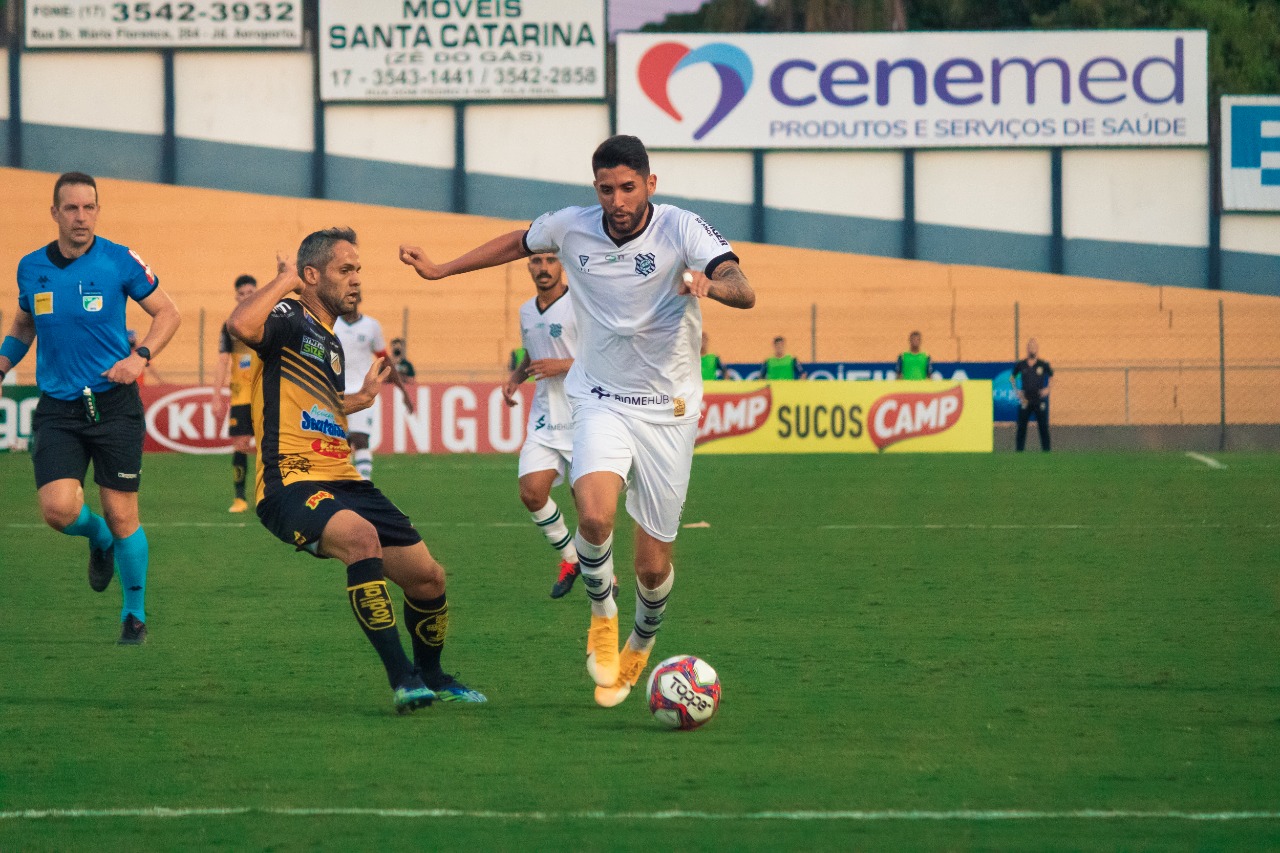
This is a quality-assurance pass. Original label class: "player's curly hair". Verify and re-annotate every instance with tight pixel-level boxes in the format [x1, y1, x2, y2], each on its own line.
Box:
[592, 135, 649, 176]
[297, 227, 357, 275]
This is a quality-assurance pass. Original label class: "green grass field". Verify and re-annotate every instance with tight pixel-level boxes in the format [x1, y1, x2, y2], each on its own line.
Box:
[0, 450, 1277, 851]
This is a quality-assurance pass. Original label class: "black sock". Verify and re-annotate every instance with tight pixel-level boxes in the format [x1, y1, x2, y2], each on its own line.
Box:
[404, 593, 448, 685]
[346, 558, 415, 687]
[232, 452, 247, 499]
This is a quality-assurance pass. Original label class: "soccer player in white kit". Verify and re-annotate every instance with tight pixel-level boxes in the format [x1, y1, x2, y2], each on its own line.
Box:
[335, 291, 414, 480]
[501, 252, 583, 598]
[400, 135, 755, 707]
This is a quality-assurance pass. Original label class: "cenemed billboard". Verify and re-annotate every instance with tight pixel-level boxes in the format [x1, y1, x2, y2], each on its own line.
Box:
[617, 31, 1207, 149]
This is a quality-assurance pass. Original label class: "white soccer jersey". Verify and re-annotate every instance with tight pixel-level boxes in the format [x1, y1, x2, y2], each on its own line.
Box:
[524, 203, 737, 425]
[519, 289, 577, 451]
[334, 313, 386, 395]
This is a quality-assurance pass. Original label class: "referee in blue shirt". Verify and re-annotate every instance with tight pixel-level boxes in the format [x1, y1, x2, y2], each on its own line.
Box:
[0, 172, 181, 644]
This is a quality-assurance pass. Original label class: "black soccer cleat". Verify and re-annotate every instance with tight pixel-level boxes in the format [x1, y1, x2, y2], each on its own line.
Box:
[89, 544, 115, 592]
[550, 560, 579, 599]
[117, 614, 147, 645]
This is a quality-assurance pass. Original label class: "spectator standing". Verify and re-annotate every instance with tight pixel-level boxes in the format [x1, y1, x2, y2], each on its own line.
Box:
[762, 335, 804, 380]
[896, 331, 932, 380]
[1011, 338, 1053, 452]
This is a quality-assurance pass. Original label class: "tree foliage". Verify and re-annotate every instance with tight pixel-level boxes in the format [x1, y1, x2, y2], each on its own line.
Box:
[640, 0, 1280, 97]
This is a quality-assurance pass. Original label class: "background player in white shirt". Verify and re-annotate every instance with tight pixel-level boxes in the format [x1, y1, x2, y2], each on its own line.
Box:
[400, 135, 755, 708]
[501, 252, 581, 599]
[335, 291, 414, 480]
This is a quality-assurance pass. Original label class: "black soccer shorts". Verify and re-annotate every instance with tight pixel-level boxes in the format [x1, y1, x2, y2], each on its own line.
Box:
[31, 384, 145, 492]
[255, 479, 422, 557]
[228, 403, 254, 437]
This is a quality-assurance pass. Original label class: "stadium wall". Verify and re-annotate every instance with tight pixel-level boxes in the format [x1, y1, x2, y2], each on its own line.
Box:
[1, 46, 1277, 296]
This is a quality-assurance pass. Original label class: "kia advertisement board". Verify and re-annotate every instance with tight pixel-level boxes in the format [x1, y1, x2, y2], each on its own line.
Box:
[617, 30, 1207, 149]
[138, 383, 532, 454]
[696, 380, 993, 453]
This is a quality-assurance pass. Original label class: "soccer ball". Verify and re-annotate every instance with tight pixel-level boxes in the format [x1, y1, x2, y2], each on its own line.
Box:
[646, 655, 721, 730]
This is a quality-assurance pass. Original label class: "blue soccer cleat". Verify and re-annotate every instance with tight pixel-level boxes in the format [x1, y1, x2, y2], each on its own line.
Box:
[393, 673, 436, 714]
[430, 673, 487, 703]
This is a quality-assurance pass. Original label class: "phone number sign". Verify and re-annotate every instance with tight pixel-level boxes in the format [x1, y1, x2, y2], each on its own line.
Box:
[320, 0, 605, 102]
[25, 0, 303, 48]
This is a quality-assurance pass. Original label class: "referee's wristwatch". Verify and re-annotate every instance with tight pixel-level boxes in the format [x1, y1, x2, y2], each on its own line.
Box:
[134, 346, 152, 365]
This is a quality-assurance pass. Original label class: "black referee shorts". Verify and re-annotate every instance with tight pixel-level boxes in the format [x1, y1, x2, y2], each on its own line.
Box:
[255, 479, 422, 557]
[31, 384, 144, 492]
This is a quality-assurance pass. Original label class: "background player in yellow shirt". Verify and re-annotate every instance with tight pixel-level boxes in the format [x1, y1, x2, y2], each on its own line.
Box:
[212, 274, 260, 512]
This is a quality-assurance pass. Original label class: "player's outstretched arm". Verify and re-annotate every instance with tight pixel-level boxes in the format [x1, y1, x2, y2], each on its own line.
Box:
[345, 357, 391, 415]
[399, 230, 530, 281]
[227, 255, 300, 346]
[688, 261, 754, 309]
[103, 287, 181, 385]
[0, 309, 36, 400]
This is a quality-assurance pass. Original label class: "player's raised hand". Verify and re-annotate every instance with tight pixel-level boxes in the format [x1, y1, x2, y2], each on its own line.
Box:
[273, 252, 302, 292]
[678, 270, 711, 299]
[364, 356, 392, 392]
[399, 245, 444, 281]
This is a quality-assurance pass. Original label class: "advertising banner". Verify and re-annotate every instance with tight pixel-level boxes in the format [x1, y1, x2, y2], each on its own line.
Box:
[133, 382, 532, 454]
[320, 0, 605, 102]
[725, 361, 1023, 421]
[1222, 96, 1280, 212]
[696, 380, 993, 454]
[617, 30, 1207, 149]
[25, 0, 303, 48]
[0, 386, 42, 452]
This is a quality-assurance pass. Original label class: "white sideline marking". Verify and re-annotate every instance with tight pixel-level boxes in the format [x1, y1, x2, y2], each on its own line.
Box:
[2, 807, 1279, 823]
[1185, 452, 1227, 470]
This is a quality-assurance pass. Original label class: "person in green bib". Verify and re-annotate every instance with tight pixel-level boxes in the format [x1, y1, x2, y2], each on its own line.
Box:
[700, 332, 725, 381]
[762, 335, 805, 380]
[896, 331, 932, 380]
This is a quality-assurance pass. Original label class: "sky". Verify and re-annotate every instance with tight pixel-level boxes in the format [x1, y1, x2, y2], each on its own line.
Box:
[608, 0, 764, 37]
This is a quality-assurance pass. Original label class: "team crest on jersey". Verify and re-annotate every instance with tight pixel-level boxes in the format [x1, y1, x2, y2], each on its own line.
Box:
[82, 295, 103, 312]
[635, 253, 656, 276]
[330, 350, 342, 374]
[549, 323, 562, 338]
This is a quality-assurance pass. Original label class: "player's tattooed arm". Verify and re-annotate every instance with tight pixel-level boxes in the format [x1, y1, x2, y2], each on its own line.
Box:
[707, 262, 755, 309]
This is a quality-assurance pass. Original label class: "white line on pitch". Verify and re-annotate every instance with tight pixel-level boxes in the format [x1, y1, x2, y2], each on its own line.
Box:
[1185, 451, 1227, 469]
[3, 807, 1280, 822]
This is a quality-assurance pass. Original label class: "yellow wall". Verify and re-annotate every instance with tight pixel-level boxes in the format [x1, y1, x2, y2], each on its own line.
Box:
[3, 168, 1277, 424]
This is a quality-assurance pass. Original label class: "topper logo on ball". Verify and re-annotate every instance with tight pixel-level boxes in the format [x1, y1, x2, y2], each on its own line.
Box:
[638, 41, 754, 141]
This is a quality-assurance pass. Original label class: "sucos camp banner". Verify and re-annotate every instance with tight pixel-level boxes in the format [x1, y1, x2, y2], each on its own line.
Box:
[617, 30, 1207, 149]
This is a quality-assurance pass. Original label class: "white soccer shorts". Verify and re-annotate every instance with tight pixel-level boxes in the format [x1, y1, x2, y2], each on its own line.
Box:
[518, 438, 573, 487]
[569, 402, 697, 543]
[346, 406, 377, 437]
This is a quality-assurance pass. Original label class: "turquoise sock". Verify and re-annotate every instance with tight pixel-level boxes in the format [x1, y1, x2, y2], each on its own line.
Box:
[63, 504, 113, 551]
[115, 527, 149, 623]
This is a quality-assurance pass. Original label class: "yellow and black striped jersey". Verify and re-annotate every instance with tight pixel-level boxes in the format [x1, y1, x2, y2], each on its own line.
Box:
[219, 321, 260, 406]
[250, 298, 361, 502]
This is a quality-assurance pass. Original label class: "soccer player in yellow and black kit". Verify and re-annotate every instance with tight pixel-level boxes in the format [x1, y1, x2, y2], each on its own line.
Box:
[227, 228, 485, 713]
[212, 274, 260, 512]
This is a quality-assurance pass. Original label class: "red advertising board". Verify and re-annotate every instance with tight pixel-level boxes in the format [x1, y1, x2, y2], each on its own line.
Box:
[140, 383, 533, 454]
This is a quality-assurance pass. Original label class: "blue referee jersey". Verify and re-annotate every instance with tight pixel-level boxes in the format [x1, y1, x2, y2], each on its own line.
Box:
[16, 237, 159, 401]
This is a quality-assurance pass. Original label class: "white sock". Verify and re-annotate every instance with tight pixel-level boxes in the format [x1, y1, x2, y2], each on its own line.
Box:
[531, 499, 578, 564]
[354, 448, 373, 480]
[574, 531, 617, 618]
[630, 568, 674, 652]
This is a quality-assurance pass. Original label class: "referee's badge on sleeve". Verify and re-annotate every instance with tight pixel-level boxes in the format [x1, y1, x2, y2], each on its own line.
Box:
[34, 292, 53, 315]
